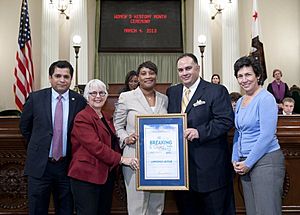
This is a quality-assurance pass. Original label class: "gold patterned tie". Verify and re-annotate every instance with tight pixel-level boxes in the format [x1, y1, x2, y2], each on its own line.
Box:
[181, 88, 191, 113]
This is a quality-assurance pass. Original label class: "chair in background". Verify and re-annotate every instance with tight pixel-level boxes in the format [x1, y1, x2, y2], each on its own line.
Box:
[290, 85, 300, 114]
[0, 109, 21, 116]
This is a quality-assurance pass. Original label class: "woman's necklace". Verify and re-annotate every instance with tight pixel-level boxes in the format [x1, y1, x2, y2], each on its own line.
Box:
[144, 92, 155, 106]
[145, 95, 154, 101]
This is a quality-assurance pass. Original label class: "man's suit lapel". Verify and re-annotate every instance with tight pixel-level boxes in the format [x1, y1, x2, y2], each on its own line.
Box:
[185, 79, 207, 113]
[174, 84, 184, 113]
[68, 91, 77, 130]
[44, 88, 52, 129]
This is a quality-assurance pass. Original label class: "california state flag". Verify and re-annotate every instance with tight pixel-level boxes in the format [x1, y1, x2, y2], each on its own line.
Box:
[251, 0, 267, 83]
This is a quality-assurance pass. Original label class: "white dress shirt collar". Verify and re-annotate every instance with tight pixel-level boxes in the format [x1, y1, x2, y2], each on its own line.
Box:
[51, 88, 69, 100]
[182, 77, 200, 100]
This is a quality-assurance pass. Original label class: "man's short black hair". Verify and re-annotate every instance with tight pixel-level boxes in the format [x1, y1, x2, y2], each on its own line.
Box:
[176, 53, 198, 65]
[49, 60, 74, 78]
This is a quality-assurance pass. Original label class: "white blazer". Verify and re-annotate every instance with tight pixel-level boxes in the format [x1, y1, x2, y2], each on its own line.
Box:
[113, 87, 168, 157]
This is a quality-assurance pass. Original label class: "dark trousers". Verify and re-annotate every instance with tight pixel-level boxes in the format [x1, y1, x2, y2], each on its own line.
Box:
[70, 172, 116, 215]
[27, 159, 73, 215]
[175, 183, 235, 215]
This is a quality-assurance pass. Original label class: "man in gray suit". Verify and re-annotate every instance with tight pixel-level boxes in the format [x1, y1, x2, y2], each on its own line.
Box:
[20, 60, 86, 215]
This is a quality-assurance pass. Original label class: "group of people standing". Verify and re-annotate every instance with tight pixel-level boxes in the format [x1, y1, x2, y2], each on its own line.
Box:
[19, 54, 286, 215]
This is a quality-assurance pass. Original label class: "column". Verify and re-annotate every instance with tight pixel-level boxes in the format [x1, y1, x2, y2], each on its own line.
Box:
[193, 0, 212, 81]
[221, 0, 240, 92]
[69, 0, 88, 85]
[41, 0, 59, 88]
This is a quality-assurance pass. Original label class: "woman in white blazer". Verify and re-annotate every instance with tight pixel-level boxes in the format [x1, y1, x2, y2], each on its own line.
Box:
[113, 61, 168, 215]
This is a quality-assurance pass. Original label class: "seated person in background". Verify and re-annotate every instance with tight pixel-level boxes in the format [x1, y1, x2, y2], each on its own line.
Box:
[119, 70, 139, 93]
[280, 97, 295, 115]
[229, 92, 242, 111]
[211, 74, 221, 84]
[267, 69, 291, 110]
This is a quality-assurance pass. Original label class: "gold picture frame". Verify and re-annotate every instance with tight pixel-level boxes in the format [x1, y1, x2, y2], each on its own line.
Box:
[135, 113, 189, 190]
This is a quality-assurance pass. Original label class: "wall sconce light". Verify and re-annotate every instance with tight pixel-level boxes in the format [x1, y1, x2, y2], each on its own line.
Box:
[198, 35, 206, 78]
[72, 35, 81, 93]
[210, 0, 232, 20]
[49, 0, 72, 20]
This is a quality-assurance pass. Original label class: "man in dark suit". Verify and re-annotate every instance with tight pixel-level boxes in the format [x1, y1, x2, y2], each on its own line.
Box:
[166, 53, 235, 214]
[20, 60, 86, 215]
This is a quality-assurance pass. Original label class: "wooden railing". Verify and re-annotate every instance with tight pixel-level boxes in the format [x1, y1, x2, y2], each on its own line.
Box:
[0, 114, 299, 214]
[228, 115, 300, 214]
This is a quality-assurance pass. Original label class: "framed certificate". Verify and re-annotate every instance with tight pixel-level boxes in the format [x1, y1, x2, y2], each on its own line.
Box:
[135, 114, 189, 190]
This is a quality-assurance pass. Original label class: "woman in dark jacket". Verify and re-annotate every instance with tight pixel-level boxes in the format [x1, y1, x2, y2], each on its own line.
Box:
[68, 79, 138, 215]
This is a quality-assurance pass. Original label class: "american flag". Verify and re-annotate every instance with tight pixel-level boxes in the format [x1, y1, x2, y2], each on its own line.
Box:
[13, 0, 34, 111]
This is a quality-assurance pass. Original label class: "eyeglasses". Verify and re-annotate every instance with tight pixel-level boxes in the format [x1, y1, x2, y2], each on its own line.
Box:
[88, 91, 107, 97]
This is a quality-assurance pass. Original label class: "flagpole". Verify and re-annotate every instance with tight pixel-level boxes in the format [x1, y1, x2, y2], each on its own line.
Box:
[250, 0, 267, 83]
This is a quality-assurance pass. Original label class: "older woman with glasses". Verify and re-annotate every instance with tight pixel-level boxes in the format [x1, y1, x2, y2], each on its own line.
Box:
[68, 79, 138, 215]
